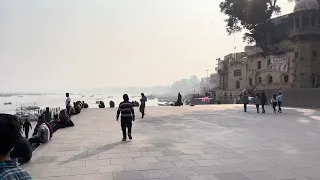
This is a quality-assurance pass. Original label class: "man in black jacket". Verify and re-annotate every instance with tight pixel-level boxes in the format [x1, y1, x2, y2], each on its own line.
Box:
[260, 92, 267, 113]
[23, 119, 32, 139]
[117, 94, 135, 141]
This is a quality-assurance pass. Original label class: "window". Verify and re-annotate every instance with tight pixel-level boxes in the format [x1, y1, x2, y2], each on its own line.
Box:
[257, 61, 261, 69]
[234, 69, 242, 77]
[258, 77, 262, 84]
[236, 81, 240, 89]
[268, 75, 273, 84]
[312, 50, 317, 58]
[267, 58, 271, 66]
[249, 78, 252, 86]
[295, 51, 299, 58]
[284, 74, 289, 83]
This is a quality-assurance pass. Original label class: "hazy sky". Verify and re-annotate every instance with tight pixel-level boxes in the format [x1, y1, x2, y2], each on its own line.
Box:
[0, 0, 294, 92]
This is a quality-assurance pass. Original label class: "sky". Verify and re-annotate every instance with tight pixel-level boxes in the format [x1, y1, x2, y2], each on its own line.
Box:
[0, 0, 294, 92]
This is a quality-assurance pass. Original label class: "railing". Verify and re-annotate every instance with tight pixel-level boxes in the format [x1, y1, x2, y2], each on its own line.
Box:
[218, 69, 228, 74]
[290, 27, 320, 36]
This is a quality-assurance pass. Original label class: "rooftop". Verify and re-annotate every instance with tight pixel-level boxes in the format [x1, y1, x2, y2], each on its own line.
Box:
[23, 106, 320, 180]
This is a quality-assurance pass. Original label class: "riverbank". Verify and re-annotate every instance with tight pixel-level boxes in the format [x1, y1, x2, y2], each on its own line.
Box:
[0, 93, 162, 114]
[23, 105, 320, 179]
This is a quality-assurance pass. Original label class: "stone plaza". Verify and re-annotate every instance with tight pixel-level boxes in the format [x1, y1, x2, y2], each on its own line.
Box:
[23, 105, 320, 180]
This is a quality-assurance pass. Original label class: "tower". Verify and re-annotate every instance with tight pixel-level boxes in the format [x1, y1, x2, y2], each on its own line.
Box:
[289, 0, 320, 88]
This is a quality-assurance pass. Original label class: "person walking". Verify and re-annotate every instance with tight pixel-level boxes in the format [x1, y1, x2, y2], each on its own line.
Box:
[277, 92, 283, 113]
[22, 119, 32, 139]
[260, 92, 267, 113]
[271, 94, 277, 113]
[117, 94, 135, 141]
[66, 93, 71, 116]
[254, 93, 260, 113]
[140, 93, 147, 118]
[242, 92, 249, 112]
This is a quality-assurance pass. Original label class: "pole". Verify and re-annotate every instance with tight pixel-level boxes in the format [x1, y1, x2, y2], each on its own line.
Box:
[206, 69, 209, 92]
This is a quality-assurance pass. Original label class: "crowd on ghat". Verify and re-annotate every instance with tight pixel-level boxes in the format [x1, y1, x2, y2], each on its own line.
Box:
[0, 93, 148, 179]
[0, 93, 84, 179]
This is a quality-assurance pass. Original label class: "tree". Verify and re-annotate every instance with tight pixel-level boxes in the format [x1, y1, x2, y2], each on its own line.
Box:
[219, 0, 296, 55]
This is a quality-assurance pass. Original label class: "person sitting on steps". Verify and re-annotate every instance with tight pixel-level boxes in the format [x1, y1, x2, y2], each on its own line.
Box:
[28, 119, 50, 146]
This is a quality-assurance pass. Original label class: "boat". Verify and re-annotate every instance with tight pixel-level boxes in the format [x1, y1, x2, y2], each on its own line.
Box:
[4, 102, 12, 105]
[157, 102, 173, 106]
[25, 106, 40, 110]
[158, 98, 170, 102]
[147, 95, 156, 100]
[15, 112, 40, 121]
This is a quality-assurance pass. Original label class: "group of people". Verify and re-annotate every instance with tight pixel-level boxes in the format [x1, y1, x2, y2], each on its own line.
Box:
[0, 107, 76, 180]
[241, 92, 283, 113]
[0, 92, 147, 179]
[116, 93, 147, 141]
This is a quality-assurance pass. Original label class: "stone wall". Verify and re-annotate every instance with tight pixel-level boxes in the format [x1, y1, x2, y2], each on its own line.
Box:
[265, 88, 320, 108]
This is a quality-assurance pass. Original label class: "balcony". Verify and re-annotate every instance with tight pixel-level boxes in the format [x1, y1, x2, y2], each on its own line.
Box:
[289, 27, 320, 37]
[218, 68, 228, 75]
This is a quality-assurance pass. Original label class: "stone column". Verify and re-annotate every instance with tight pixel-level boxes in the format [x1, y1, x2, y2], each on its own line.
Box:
[309, 13, 312, 27]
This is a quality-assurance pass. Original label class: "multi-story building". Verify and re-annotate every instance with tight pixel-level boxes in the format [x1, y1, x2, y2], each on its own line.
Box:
[217, 52, 246, 91]
[218, 0, 320, 94]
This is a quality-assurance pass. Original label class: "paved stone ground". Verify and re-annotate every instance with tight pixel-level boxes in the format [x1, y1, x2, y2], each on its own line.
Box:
[23, 105, 320, 180]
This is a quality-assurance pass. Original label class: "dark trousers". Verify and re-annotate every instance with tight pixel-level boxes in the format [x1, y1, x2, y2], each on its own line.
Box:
[28, 137, 42, 145]
[261, 104, 265, 113]
[24, 129, 29, 139]
[121, 118, 132, 139]
[255, 104, 260, 112]
[278, 101, 282, 112]
[139, 105, 145, 117]
[272, 102, 277, 112]
[66, 106, 71, 116]
[243, 103, 248, 112]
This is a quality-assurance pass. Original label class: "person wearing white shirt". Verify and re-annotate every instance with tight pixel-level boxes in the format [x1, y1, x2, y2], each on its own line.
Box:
[276, 93, 283, 113]
[66, 93, 71, 116]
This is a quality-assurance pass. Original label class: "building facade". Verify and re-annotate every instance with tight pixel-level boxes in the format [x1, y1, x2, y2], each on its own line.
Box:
[218, 0, 320, 94]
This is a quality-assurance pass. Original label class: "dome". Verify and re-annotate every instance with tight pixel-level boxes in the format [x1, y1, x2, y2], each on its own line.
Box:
[294, 0, 319, 12]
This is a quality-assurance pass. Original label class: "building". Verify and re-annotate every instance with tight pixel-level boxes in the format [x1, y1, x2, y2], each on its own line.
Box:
[200, 74, 218, 93]
[217, 52, 246, 91]
[218, 0, 320, 94]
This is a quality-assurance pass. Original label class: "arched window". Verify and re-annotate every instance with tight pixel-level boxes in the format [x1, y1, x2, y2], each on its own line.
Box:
[281, 74, 289, 84]
[302, 15, 309, 27]
[311, 73, 320, 88]
[266, 74, 273, 84]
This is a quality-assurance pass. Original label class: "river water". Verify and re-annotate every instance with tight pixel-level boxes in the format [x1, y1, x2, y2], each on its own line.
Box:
[0, 93, 160, 114]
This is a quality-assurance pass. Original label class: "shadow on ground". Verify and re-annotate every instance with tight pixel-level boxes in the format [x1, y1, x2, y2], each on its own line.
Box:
[60, 141, 127, 164]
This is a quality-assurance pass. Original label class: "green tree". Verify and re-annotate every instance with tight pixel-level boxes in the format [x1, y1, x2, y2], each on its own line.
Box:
[219, 0, 296, 55]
